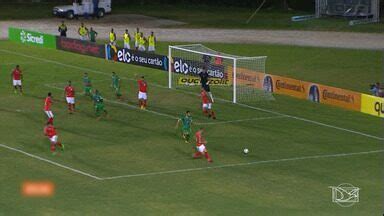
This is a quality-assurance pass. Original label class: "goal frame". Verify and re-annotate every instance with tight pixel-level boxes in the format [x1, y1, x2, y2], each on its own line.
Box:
[168, 45, 267, 104]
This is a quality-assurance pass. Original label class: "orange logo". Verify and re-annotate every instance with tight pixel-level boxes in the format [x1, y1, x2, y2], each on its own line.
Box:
[22, 181, 54, 197]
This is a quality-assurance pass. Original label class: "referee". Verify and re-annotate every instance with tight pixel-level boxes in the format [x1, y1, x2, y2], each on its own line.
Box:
[199, 67, 214, 102]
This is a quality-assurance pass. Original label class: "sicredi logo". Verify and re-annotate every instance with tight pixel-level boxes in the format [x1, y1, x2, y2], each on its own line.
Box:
[374, 102, 383, 116]
[117, 49, 131, 63]
[20, 30, 44, 44]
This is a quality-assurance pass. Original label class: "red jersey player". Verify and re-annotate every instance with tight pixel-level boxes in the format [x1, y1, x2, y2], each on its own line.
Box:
[44, 122, 64, 154]
[44, 92, 54, 124]
[201, 88, 216, 119]
[193, 127, 212, 163]
[137, 76, 148, 110]
[64, 81, 75, 114]
[11, 65, 23, 94]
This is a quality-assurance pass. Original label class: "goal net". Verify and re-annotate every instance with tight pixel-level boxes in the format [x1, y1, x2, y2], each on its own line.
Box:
[168, 44, 273, 103]
[315, 0, 380, 23]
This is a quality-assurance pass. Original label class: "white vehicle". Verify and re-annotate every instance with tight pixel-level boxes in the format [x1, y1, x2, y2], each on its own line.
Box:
[53, 0, 111, 19]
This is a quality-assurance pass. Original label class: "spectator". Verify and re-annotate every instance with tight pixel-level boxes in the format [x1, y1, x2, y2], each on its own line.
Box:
[78, 23, 89, 41]
[123, 29, 131, 49]
[109, 28, 116, 46]
[58, 21, 67, 37]
[89, 27, 98, 42]
[370, 82, 384, 97]
[138, 32, 146, 51]
[147, 31, 156, 53]
[134, 27, 140, 50]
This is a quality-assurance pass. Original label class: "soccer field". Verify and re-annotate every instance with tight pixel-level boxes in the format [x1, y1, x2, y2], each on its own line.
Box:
[0, 41, 382, 215]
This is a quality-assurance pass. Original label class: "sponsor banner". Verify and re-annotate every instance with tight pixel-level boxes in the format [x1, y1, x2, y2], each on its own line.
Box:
[314, 84, 361, 111]
[8, 27, 56, 49]
[56, 37, 105, 58]
[271, 75, 309, 99]
[171, 57, 226, 79]
[178, 76, 229, 86]
[226, 66, 264, 89]
[361, 94, 384, 118]
[115, 48, 168, 71]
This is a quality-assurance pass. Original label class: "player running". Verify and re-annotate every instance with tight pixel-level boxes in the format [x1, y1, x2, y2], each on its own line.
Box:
[111, 72, 122, 99]
[64, 81, 75, 114]
[44, 122, 64, 155]
[193, 127, 212, 163]
[83, 72, 92, 97]
[137, 76, 148, 110]
[201, 88, 216, 119]
[44, 92, 54, 124]
[11, 65, 23, 94]
[93, 89, 108, 120]
[175, 111, 193, 143]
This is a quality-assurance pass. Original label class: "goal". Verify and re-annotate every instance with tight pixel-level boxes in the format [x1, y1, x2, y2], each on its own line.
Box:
[315, 0, 380, 24]
[168, 44, 273, 103]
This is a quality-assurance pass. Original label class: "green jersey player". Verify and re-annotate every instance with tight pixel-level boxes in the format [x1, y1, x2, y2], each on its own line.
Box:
[175, 111, 193, 143]
[93, 90, 108, 120]
[83, 72, 92, 97]
[111, 72, 122, 99]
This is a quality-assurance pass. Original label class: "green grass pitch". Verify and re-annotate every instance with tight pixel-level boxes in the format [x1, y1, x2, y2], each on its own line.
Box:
[0, 41, 382, 215]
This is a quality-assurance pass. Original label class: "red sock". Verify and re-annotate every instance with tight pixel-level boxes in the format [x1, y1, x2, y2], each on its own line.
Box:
[48, 117, 53, 124]
[193, 152, 202, 158]
[143, 100, 147, 108]
[50, 144, 56, 152]
[204, 152, 212, 162]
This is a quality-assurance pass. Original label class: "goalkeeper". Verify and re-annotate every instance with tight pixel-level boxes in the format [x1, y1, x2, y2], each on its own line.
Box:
[199, 67, 214, 102]
[175, 111, 193, 144]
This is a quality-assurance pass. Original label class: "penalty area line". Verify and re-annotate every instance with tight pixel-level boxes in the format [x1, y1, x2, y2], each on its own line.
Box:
[0, 143, 102, 180]
[101, 149, 384, 180]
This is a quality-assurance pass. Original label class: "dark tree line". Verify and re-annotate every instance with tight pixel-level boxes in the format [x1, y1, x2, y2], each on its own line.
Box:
[6, 0, 384, 14]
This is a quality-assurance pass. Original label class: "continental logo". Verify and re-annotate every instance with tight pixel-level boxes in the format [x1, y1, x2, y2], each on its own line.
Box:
[178, 77, 229, 86]
[237, 72, 260, 82]
[276, 80, 304, 92]
[322, 90, 355, 103]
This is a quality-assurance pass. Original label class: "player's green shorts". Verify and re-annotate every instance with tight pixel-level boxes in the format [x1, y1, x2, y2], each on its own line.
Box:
[182, 127, 191, 135]
[84, 86, 92, 94]
[95, 103, 105, 116]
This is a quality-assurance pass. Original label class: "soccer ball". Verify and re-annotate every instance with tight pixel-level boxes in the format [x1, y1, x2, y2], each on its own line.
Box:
[243, 148, 249, 154]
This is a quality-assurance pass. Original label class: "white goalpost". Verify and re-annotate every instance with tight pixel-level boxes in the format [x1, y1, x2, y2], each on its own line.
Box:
[168, 44, 273, 103]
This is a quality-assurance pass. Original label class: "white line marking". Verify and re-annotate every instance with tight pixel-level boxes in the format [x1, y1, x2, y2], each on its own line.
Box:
[101, 149, 384, 180]
[0, 143, 102, 180]
[1, 49, 383, 141]
[194, 115, 287, 125]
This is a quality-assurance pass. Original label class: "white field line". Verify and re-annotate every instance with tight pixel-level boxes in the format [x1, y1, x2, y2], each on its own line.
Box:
[0, 143, 102, 180]
[194, 115, 287, 125]
[1, 49, 383, 141]
[101, 149, 384, 180]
